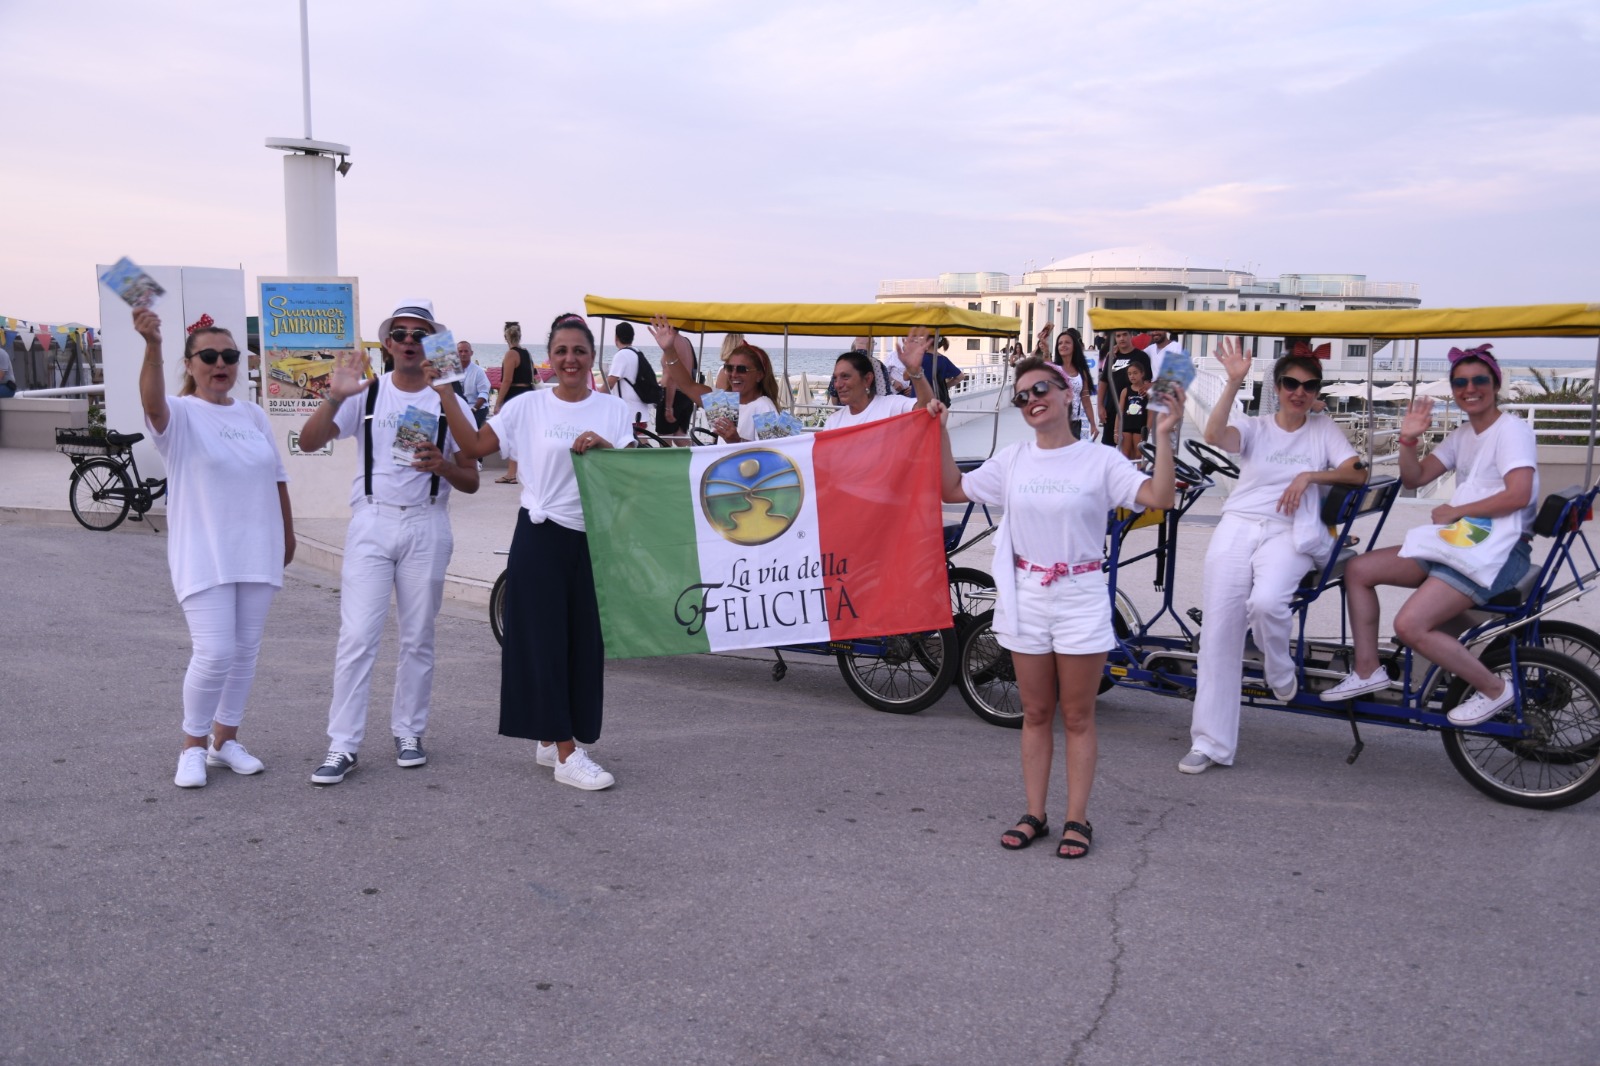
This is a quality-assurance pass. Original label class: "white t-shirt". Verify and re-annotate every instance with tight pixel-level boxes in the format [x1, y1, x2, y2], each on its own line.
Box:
[824, 393, 917, 430]
[735, 395, 778, 441]
[963, 440, 1147, 566]
[331, 376, 473, 508]
[148, 396, 288, 601]
[607, 347, 653, 425]
[1222, 413, 1357, 524]
[1433, 412, 1540, 530]
[488, 388, 635, 531]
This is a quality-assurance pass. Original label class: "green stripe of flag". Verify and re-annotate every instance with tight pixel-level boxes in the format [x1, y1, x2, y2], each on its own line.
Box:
[575, 446, 710, 659]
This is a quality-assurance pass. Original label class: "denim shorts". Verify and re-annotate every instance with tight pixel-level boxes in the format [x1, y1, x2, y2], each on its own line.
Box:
[1422, 538, 1533, 606]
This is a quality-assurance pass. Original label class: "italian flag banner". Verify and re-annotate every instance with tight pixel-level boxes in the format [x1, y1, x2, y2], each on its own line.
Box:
[575, 411, 953, 659]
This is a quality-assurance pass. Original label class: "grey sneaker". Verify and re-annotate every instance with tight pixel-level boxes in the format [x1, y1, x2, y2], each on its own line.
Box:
[311, 750, 357, 785]
[1178, 749, 1216, 775]
[396, 736, 427, 768]
[553, 748, 615, 791]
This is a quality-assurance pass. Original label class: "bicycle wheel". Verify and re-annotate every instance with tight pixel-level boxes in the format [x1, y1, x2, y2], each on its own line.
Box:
[1489, 620, 1600, 676]
[69, 458, 132, 531]
[956, 610, 1022, 727]
[947, 566, 995, 638]
[1441, 645, 1600, 809]
[835, 628, 957, 714]
[489, 569, 509, 647]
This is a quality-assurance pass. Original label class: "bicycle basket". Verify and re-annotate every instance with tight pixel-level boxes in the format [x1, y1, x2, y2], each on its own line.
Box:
[55, 427, 115, 456]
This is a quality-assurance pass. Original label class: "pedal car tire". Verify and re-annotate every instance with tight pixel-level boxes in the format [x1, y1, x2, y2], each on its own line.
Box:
[955, 611, 1022, 728]
[1441, 645, 1600, 809]
[947, 567, 995, 638]
[489, 569, 508, 648]
[835, 628, 956, 714]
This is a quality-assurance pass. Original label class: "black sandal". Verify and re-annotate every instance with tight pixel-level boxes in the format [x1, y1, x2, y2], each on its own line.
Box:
[1057, 820, 1094, 859]
[1000, 813, 1049, 851]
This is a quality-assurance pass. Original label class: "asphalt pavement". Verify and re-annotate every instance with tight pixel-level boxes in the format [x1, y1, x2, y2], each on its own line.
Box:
[4, 510, 1599, 1065]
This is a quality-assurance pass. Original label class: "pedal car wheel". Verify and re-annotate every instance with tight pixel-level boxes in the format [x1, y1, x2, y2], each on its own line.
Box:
[689, 427, 720, 447]
[835, 628, 956, 714]
[632, 427, 669, 448]
[947, 567, 995, 638]
[1441, 646, 1600, 809]
[1487, 620, 1600, 678]
[69, 458, 132, 532]
[489, 569, 508, 647]
[956, 610, 1022, 728]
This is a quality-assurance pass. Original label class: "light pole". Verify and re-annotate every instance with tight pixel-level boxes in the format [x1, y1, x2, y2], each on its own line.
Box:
[265, 0, 348, 276]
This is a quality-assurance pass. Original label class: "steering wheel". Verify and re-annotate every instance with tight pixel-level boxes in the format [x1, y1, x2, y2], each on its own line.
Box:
[1140, 441, 1207, 486]
[689, 427, 721, 447]
[1186, 439, 1240, 480]
[632, 427, 668, 448]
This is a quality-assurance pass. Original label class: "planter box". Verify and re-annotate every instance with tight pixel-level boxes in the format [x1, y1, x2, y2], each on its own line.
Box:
[1537, 443, 1600, 493]
[0, 396, 92, 450]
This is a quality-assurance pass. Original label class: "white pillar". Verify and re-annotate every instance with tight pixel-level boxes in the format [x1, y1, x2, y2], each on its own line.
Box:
[283, 151, 338, 276]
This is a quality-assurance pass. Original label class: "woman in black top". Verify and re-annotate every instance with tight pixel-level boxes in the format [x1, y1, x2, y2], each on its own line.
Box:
[494, 323, 536, 483]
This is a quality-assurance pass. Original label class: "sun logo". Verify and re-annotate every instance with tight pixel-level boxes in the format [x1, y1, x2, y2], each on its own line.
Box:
[699, 449, 805, 546]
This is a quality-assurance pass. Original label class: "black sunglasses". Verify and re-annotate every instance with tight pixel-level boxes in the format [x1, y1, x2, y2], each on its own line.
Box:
[725, 363, 756, 374]
[191, 348, 241, 366]
[1010, 380, 1063, 407]
[388, 328, 430, 342]
[1280, 375, 1322, 393]
[1451, 374, 1494, 389]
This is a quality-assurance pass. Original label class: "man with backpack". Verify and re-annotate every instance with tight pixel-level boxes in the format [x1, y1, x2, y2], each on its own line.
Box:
[605, 321, 657, 426]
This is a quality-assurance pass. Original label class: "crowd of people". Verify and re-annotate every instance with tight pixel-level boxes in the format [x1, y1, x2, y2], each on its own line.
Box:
[133, 304, 1545, 860]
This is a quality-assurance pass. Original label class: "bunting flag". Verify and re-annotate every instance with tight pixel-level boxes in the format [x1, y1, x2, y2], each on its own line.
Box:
[574, 411, 952, 659]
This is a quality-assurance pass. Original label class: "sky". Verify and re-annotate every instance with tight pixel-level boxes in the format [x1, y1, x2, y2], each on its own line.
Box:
[4, 0, 1598, 348]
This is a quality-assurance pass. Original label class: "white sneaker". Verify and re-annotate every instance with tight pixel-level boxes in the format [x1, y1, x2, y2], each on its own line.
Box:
[206, 738, 265, 775]
[535, 742, 560, 769]
[1270, 674, 1298, 702]
[1320, 668, 1391, 701]
[553, 748, 615, 791]
[1448, 684, 1516, 727]
[175, 747, 208, 788]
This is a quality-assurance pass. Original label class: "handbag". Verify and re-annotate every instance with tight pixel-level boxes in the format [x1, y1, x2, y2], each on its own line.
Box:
[1397, 467, 1521, 587]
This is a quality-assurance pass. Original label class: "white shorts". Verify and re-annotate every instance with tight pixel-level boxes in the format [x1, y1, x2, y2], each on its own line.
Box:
[998, 568, 1115, 656]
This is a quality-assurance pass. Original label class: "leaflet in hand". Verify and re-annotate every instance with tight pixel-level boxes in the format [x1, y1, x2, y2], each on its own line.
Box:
[392, 405, 439, 466]
[422, 330, 463, 385]
[753, 411, 805, 439]
[1148, 347, 1196, 414]
[99, 257, 166, 309]
[702, 390, 740, 424]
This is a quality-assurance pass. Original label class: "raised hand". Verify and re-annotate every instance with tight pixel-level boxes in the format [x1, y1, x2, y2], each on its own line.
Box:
[1036, 324, 1053, 351]
[327, 347, 375, 400]
[897, 326, 932, 369]
[1152, 384, 1186, 436]
[1400, 396, 1434, 440]
[647, 314, 678, 352]
[133, 308, 162, 345]
[1213, 336, 1252, 383]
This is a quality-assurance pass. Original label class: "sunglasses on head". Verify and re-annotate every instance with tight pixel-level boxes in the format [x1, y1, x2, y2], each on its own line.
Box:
[1279, 375, 1322, 393]
[388, 328, 430, 342]
[1011, 380, 1062, 407]
[191, 348, 241, 366]
[1451, 374, 1494, 389]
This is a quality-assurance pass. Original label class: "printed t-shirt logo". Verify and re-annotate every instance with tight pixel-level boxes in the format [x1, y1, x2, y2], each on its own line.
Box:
[699, 448, 804, 546]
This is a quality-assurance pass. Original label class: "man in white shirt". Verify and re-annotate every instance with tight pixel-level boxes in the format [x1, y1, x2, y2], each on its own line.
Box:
[297, 298, 479, 785]
[605, 321, 653, 425]
[457, 340, 492, 428]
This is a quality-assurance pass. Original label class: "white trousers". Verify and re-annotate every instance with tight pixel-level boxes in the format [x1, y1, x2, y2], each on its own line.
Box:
[326, 501, 453, 752]
[1191, 512, 1315, 765]
[178, 582, 277, 738]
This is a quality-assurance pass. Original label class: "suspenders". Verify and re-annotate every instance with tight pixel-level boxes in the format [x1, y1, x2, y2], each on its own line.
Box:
[362, 378, 450, 503]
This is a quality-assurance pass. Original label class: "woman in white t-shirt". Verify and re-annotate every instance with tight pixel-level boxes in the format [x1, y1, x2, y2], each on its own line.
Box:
[437, 313, 633, 791]
[1322, 345, 1539, 727]
[823, 332, 935, 430]
[939, 356, 1182, 859]
[649, 322, 785, 442]
[1181, 341, 1366, 776]
[135, 309, 293, 789]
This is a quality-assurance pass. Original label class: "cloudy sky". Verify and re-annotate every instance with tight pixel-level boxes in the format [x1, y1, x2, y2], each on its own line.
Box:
[5, 0, 1597, 346]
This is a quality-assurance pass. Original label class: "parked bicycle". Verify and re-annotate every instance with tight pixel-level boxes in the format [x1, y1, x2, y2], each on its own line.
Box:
[55, 427, 167, 531]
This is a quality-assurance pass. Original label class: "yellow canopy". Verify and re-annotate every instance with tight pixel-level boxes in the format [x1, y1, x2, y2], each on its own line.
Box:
[1089, 303, 1600, 340]
[583, 296, 1021, 338]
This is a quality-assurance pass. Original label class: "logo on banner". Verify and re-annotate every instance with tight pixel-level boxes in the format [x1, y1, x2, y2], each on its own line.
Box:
[699, 449, 805, 546]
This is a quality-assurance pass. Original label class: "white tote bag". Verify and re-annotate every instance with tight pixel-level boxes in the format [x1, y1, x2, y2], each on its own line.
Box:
[1398, 479, 1521, 587]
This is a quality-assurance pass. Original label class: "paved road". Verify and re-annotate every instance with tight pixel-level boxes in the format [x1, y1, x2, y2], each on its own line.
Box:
[3, 522, 1597, 1066]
